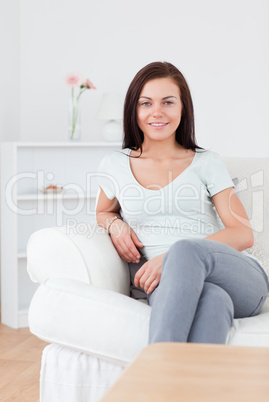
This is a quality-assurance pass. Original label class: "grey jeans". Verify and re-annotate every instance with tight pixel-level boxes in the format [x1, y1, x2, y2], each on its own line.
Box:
[130, 239, 269, 344]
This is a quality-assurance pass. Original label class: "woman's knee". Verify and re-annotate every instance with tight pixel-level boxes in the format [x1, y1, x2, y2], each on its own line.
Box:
[163, 239, 206, 268]
[161, 240, 208, 285]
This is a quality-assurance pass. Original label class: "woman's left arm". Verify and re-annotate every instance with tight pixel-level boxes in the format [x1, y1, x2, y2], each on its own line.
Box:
[206, 187, 254, 251]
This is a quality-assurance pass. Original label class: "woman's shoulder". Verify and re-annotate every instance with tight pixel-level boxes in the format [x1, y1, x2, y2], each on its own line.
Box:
[195, 148, 220, 158]
[194, 148, 224, 165]
[193, 149, 229, 179]
[98, 148, 130, 172]
[194, 148, 233, 194]
[102, 148, 130, 160]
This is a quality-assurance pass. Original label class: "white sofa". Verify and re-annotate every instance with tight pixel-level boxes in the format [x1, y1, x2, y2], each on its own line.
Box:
[27, 157, 269, 402]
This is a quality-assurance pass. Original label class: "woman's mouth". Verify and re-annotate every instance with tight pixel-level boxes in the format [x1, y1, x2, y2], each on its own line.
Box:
[149, 123, 168, 128]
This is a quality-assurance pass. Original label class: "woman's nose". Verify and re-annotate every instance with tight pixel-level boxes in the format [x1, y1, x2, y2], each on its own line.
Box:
[152, 104, 163, 117]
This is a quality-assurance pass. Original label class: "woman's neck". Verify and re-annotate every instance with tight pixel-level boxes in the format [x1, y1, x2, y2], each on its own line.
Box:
[139, 139, 187, 160]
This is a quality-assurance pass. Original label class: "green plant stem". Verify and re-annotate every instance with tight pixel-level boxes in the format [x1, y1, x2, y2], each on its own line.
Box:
[71, 86, 89, 139]
[71, 87, 79, 139]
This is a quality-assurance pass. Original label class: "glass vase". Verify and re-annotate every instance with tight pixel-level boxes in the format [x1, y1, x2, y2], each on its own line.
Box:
[68, 92, 81, 141]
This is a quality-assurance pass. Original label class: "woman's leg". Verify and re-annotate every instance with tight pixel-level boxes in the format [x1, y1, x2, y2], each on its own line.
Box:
[147, 239, 269, 344]
[187, 282, 234, 343]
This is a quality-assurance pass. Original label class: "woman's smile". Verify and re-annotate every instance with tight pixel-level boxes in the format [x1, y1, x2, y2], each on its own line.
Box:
[149, 122, 169, 128]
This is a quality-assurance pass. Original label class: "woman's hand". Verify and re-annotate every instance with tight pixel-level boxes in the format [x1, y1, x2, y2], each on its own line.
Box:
[96, 189, 143, 263]
[134, 253, 166, 294]
[109, 219, 144, 263]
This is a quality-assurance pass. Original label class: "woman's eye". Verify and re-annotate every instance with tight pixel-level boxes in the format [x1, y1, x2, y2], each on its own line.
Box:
[141, 101, 151, 106]
[164, 101, 174, 105]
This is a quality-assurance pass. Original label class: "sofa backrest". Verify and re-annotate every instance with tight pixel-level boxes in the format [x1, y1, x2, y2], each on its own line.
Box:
[223, 157, 269, 277]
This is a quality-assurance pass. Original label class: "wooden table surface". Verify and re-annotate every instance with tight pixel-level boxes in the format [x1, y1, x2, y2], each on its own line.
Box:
[101, 343, 269, 402]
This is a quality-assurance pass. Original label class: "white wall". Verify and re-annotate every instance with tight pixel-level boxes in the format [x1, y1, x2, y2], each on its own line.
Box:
[1, 0, 269, 150]
[0, 0, 20, 302]
[0, 0, 20, 142]
[1, 0, 268, 156]
[16, 0, 269, 157]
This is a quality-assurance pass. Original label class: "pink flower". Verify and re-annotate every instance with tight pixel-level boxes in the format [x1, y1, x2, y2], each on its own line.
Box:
[64, 72, 96, 139]
[81, 79, 96, 90]
[64, 73, 83, 87]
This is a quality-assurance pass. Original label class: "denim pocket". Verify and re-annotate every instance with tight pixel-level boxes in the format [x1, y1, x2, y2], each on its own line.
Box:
[250, 295, 268, 317]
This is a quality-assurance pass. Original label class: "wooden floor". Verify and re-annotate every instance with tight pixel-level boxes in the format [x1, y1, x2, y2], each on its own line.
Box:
[0, 319, 48, 401]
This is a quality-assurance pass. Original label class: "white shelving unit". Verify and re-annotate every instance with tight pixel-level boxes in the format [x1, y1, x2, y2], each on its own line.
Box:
[1, 141, 121, 328]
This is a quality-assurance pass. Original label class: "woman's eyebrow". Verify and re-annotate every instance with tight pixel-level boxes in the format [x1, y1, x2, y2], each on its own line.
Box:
[138, 96, 177, 100]
[163, 96, 177, 100]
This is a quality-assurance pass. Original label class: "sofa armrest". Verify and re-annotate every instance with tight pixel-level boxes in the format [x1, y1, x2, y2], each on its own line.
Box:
[27, 222, 130, 295]
[29, 278, 151, 365]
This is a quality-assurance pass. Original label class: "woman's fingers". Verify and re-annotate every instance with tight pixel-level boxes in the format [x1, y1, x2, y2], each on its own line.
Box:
[113, 236, 140, 262]
[134, 255, 163, 293]
[137, 271, 159, 294]
[145, 279, 159, 294]
[125, 237, 141, 262]
[109, 221, 142, 263]
[134, 265, 146, 287]
[134, 263, 155, 290]
[131, 230, 144, 248]
[120, 229, 143, 262]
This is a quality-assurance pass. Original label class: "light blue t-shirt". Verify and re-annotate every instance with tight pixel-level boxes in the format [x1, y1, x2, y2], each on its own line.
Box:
[98, 149, 235, 260]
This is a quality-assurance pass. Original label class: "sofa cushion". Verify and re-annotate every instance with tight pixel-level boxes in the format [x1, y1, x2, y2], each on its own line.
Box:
[29, 278, 269, 365]
[227, 296, 269, 345]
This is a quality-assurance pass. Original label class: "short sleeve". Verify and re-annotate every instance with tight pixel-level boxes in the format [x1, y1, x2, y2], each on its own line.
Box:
[205, 152, 235, 197]
[97, 154, 117, 200]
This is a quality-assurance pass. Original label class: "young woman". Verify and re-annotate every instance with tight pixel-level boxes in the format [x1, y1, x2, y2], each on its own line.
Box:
[96, 61, 269, 344]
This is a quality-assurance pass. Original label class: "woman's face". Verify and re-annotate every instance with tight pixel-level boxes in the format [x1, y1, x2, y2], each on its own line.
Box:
[136, 77, 183, 144]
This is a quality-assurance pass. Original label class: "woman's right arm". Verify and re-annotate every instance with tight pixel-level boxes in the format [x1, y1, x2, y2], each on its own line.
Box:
[96, 188, 143, 263]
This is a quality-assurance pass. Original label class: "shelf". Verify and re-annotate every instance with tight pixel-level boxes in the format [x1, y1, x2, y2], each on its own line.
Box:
[18, 251, 27, 259]
[17, 192, 97, 201]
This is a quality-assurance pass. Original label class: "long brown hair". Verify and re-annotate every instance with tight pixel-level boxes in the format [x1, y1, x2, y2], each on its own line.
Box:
[123, 61, 202, 152]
